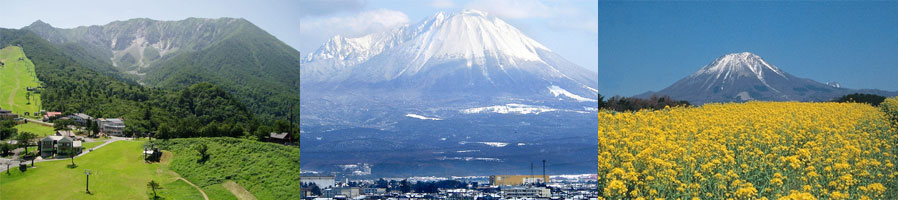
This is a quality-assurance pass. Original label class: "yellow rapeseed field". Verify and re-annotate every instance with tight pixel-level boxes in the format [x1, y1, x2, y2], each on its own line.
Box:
[598, 101, 898, 200]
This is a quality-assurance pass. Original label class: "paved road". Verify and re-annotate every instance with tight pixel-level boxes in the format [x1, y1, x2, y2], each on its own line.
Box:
[0, 136, 131, 172]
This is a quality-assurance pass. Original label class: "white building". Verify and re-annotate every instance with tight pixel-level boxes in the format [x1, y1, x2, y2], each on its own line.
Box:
[501, 186, 551, 198]
[98, 118, 125, 136]
[301, 176, 336, 189]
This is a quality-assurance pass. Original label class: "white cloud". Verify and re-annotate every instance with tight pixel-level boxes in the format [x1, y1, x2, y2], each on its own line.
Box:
[302, 9, 409, 38]
[430, 0, 455, 8]
[300, 9, 410, 53]
[465, 0, 552, 19]
[465, 0, 597, 35]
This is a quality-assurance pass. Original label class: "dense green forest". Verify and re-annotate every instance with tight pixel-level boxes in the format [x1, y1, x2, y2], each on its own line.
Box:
[154, 137, 301, 200]
[0, 28, 294, 139]
[141, 19, 300, 122]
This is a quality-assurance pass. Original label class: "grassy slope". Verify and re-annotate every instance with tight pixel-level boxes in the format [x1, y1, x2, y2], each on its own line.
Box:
[0, 140, 235, 200]
[14, 122, 54, 137]
[156, 137, 300, 200]
[0, 46, 41, 117]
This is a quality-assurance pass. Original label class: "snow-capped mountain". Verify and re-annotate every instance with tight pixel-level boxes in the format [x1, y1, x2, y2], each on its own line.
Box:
[299, 9, 598, 177]
[639, 52, 898, 104]
[301, 9, 597, 101]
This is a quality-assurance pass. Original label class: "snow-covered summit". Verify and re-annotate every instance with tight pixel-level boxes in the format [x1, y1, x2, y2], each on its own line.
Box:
[693, 52, 787, 81]
[304, 9, 551, 70]
[302, 9, 598, 103]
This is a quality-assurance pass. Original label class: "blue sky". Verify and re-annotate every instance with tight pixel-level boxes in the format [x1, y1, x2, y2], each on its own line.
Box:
[0, 0, 599, 74]
[599, 1, 898, 97]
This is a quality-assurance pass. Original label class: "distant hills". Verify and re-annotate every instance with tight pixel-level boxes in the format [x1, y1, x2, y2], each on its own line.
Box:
[638, 52, 898, 104]
[22, 18, 299, 121]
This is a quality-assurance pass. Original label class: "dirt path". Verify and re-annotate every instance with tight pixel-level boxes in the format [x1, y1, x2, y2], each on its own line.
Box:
[178, 177, 210, 200]
[223, 181, 257, 200]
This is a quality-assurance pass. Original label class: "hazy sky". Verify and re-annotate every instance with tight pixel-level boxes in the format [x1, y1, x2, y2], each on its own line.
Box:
[599, 1, 898, 96]
[0, 0, 599, 74]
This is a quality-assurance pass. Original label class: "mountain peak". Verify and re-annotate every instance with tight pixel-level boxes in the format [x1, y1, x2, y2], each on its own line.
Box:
[693, 52, 786, 81]
[28, 20, 52, 28]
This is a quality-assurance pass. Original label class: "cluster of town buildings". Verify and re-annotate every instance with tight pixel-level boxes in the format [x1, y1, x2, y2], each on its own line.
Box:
[2, 109, 127, 158]
[300, 175, 598, 200]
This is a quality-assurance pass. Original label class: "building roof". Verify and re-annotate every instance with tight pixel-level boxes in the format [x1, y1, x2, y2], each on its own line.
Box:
[43, 135, 64, 141]
[57, 130, 76, 137]
[99, 118, 124, 123]
[58, 136, 73, 143]
[72, 113, 93, 120]
[46, 112, 62, 116]
[270, 132, 289, 139]
[0, 109, 11, 113]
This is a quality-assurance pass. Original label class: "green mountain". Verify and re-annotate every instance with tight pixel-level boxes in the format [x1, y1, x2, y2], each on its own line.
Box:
[23, 18, 300, 121]
[0, 28, 256, 136]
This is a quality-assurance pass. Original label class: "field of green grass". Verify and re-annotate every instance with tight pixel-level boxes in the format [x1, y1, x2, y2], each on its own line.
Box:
[14, 123, 55, 137]
[0, 140, 237, 199]
[82, 141, 105, 150]
[0, 46, 42, 118]
[156, 137, 300, 199]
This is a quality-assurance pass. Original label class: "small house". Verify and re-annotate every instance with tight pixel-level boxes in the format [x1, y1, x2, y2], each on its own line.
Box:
[39, 135, 82, 158]
[0, 109, 18, 119]
[43, 112, 62, 122]
[67, 113, 93, 125]
[269, 132, 290, 144]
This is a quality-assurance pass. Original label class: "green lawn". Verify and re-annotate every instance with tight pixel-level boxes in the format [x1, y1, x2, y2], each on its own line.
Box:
[0, 46, 42, 118]
[0, 140, 235, 199]
[14, 123, 55, 137]
[82, 141, 105, 150]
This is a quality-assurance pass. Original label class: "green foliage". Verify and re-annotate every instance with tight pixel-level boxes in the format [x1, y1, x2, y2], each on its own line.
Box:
[0, 119, 17, 140]
[603, 95, 691, 112]
[155, 137, 300, 200]
[834, 93, 887, 106]
[53, 118, 74, 130]
[881, 97, 898, 123]
[0, 142, 14, 156]
[140, 20, 300, 123]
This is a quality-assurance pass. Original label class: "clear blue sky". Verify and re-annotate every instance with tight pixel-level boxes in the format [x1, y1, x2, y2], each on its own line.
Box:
[0, 0, 598, 75]
[599, 1, 898, 97]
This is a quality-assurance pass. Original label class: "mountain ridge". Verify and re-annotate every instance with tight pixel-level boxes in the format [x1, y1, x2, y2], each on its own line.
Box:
[638, 52, 898, 104]
[23, 18, 300, 121]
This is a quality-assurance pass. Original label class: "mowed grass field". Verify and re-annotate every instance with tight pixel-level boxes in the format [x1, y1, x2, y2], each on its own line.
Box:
[598, 101, 898, 199]
[0, 140, 237, 199]
[0, 46, 42, 117]
[14, 122, 55, 137]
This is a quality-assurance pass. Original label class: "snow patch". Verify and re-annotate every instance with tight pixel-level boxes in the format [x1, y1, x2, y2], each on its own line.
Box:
[406, 113, 442, 120]
[460, 104, 558, 114]
[437, 156, 503, 162]
[478, 142, 508, 147]
[548, 85, 597, 102]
